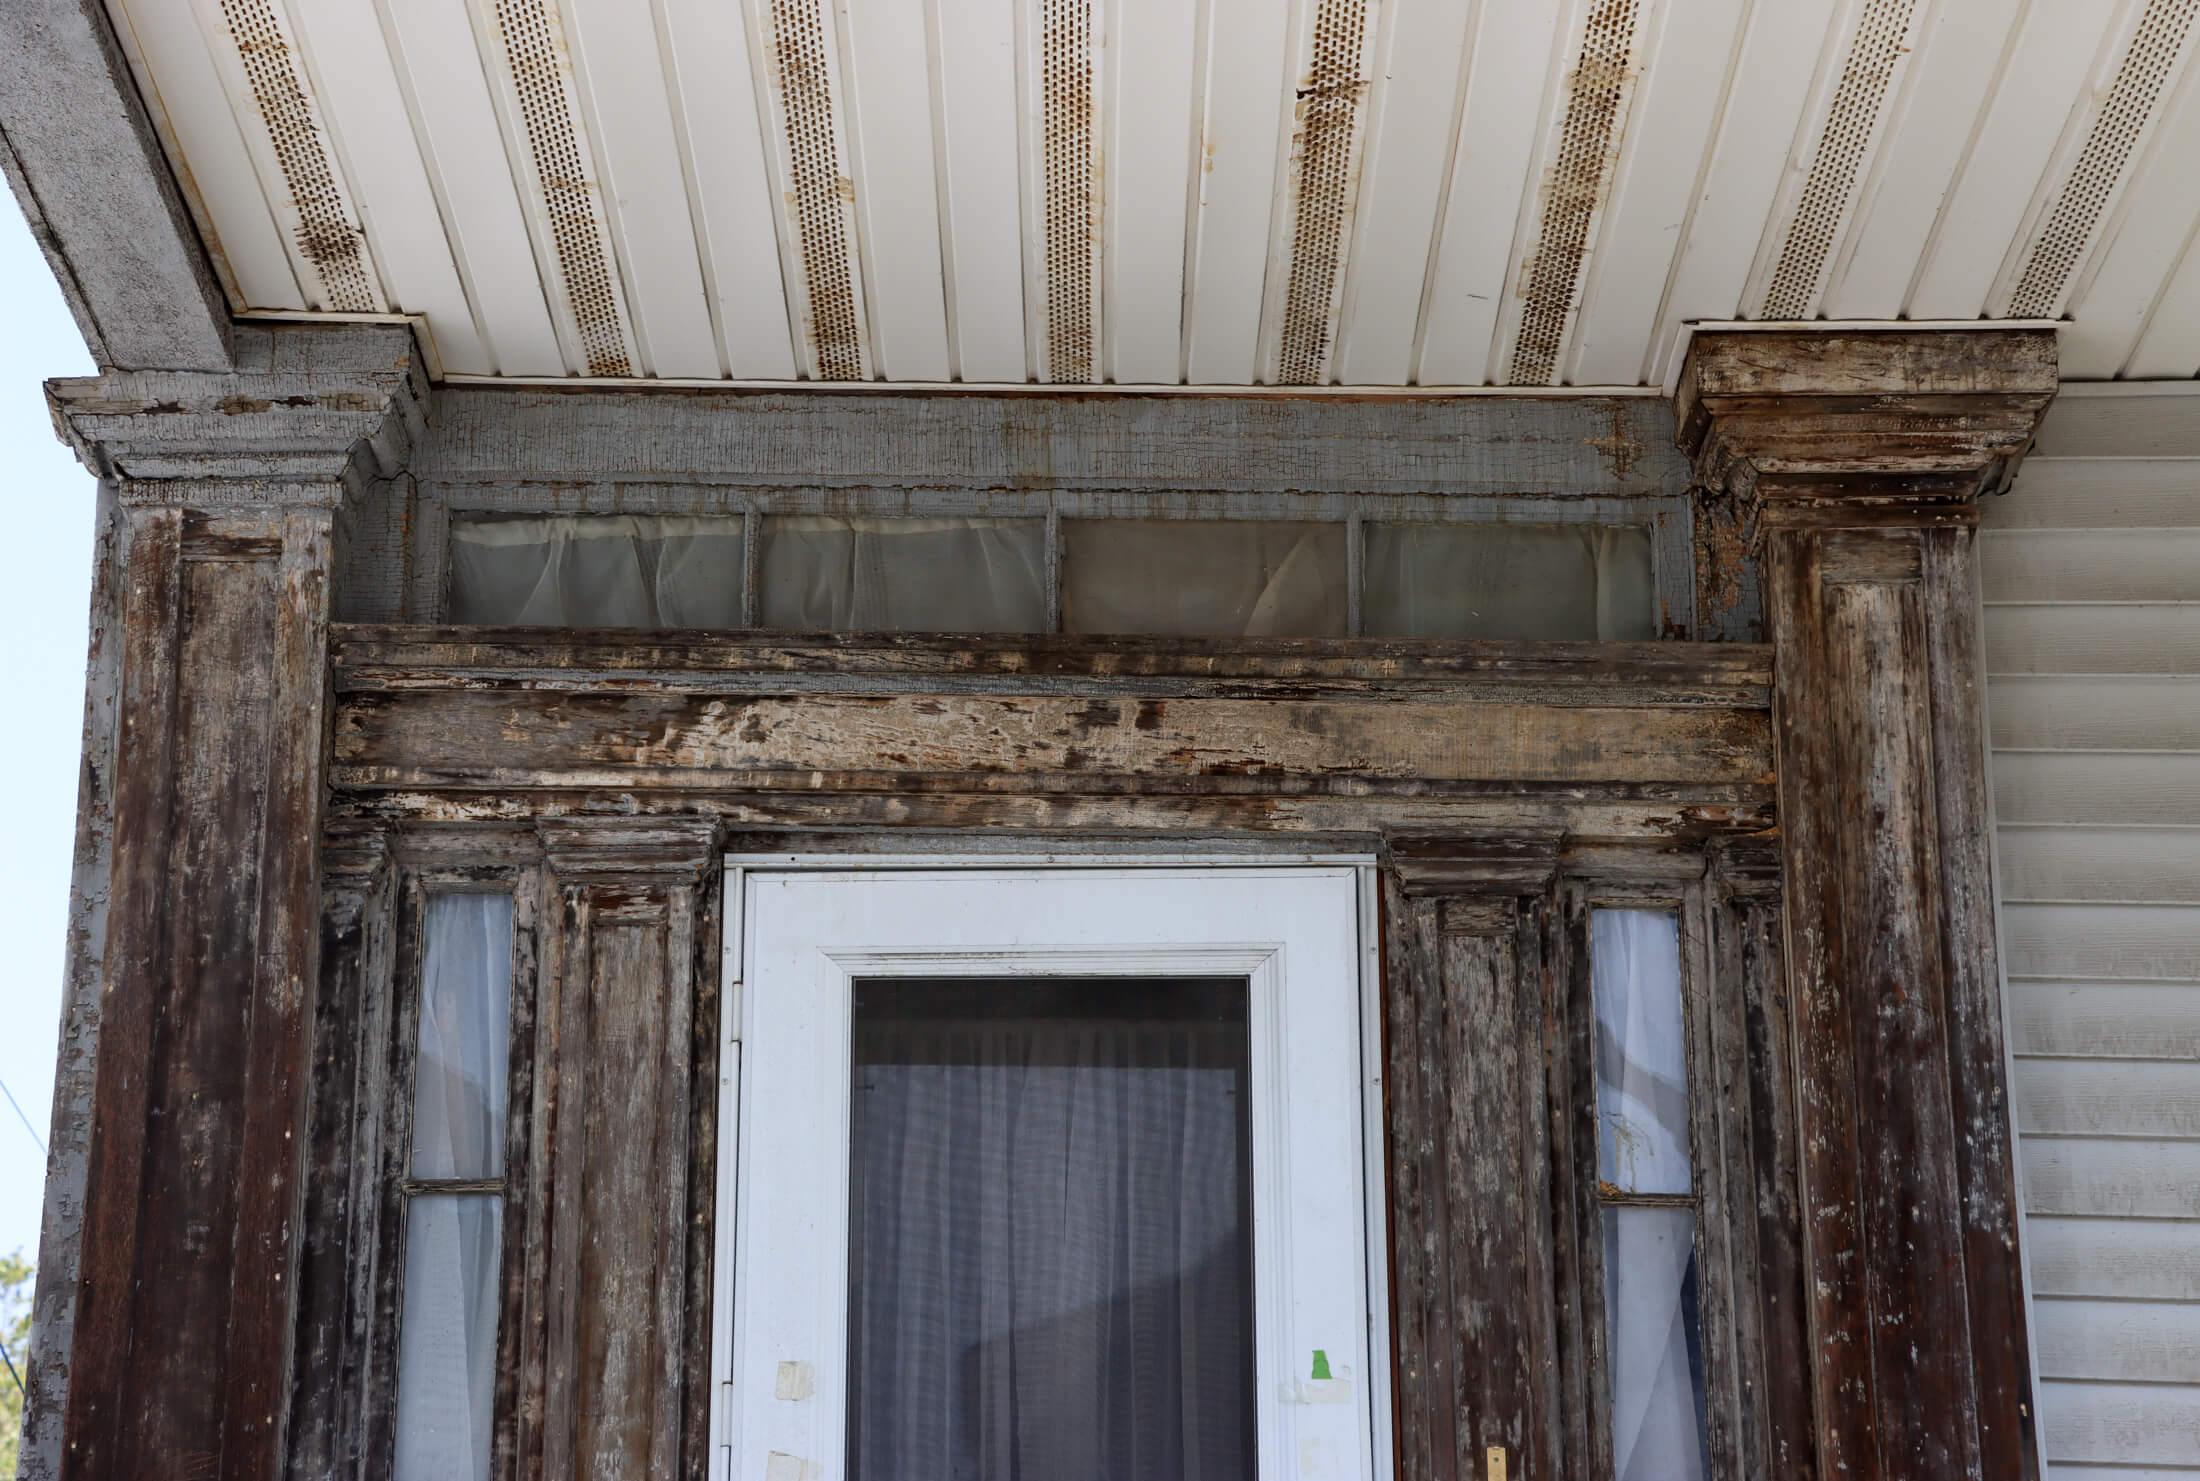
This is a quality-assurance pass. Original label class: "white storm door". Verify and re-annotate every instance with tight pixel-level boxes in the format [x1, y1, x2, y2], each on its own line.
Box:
[720, 866, 1379, 1481]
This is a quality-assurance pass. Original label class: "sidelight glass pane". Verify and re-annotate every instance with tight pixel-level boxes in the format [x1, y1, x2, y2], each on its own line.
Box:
[448, 514, 746, 628]
[1603, 1206, 1708, 1481]
[1062, 519, 1347, 636]
[1591, 908, 1691, 1195]
[394, 1193, 504, 1481]
[1361, 522, 1655, 640]
[847, 978, 1255, 1481]
[412, 894, 513, 1181]
[761, 516, 1048, 632]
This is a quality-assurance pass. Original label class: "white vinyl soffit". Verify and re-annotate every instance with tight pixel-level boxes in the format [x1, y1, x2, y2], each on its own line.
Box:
[110, 0, 2200, 386]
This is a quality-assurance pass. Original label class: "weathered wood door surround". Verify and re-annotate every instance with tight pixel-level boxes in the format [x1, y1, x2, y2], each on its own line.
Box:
[24, 323, 2053, 1481]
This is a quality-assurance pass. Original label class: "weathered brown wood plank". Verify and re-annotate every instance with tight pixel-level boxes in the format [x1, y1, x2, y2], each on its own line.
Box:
[1683, 328, 2051, 1481]
[331, 689, 1771, 794]
[1923, 526, 2039, 1476]
[535, 824, 717, 1481]
[226, 508, 339, 1476]
[285, 828, 393, 1481]
[71, 537, 281, 1480]
[332, 626, 1773, 697]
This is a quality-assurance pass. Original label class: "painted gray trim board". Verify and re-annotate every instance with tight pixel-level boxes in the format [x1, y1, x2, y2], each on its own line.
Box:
[0, 0, 230, 370]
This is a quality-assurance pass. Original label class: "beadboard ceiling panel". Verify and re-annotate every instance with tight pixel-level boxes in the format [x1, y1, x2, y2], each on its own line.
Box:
[106, 0, 2200, 387]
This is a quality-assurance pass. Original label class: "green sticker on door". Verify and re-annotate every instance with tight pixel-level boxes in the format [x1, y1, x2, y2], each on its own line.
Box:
[1310, 1349, 1332, 1381]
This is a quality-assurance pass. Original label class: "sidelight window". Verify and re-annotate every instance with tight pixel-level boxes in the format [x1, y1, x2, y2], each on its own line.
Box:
[1587, 908, 1709, 1481]
[391, 892, 516, 1481]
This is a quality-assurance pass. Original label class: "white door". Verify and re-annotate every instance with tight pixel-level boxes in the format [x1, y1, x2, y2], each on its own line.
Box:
[712, 865, 1385, 1481]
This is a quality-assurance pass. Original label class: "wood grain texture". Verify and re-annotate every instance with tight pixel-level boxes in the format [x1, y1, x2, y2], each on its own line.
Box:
[534, 821, 719, 1481]
[1379, 844, 1560, 1481]
[68, 514, 297, 1481]
[285, 826, 394, 1481]
[1682, 327, 2051, 1481]
[331, 688, 1770, 796]
[1709, 844, 1816, 1481]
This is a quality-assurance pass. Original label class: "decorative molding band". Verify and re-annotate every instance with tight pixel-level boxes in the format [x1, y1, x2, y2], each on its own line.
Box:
[214, 0, 382, 314]
[49, 321, 431, 503]
[1756, 0, 1922, 321]
[1674, 328, 2058, 506]
[1275, 0, 1372, 387]
[483, 0, 636, 376]
[2005, 0, 2200, 317]
[1385, 828, 1565, 897]
[539, 817, 723, 880]
[1506, 0, 1644, 386]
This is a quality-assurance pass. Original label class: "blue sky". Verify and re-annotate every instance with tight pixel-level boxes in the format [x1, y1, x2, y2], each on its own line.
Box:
[0, 194, 97, 1268]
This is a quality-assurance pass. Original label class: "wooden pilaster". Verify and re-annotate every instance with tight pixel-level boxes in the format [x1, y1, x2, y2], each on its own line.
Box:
[531, 819, 722, 1481]
[1381, 834, 1564, 1481]
[1676, 329, 2057, 1481]
[43, 325, 427, 1481]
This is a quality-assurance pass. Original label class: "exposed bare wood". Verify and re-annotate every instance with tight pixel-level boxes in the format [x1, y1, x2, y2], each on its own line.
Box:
[47, 337, 428, 1481]
[535, 821, 720, 1481]
[1679, 327, 2055, 1481]
[286, 825, 393, 1481]
[331, 685, 1770, 798]
[332, 627, 1772, 699]
[1677, 330, 2058, 509]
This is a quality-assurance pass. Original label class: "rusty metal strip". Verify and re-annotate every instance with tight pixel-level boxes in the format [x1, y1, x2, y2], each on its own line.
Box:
[769, 0, 864, 381]
[2007, 0, 2200, 317]
[1758, 0, 1920, 320]
[1277, 0, 1371, 387]
[1042, 0, 1095, 383]
[217, 0, 380, 313]
[491, 0, 634, 376]
[1506, 0, 1642, 387]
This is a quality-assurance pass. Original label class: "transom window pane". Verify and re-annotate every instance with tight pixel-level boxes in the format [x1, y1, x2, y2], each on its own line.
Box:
[1362, 523, 1654, 640]
[1061, 520, 1347, 637]
[448, 514, 745, 628]
[761, 516, 1047, 632]
[847, 977, 1255, 1481]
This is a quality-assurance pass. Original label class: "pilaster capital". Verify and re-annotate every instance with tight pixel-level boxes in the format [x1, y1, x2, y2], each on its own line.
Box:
[1674, 328, 2058, 512]
[46, 321, 430, 509]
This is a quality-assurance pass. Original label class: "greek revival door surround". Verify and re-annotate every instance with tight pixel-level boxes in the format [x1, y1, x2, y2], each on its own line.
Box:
[30, 322, 2053, 1481]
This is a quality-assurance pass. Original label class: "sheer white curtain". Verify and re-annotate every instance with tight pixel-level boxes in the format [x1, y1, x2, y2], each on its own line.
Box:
[448, 514, 746, 627]
[1362, 523, 1655, 640]
[1591, 909, 1707, 1481]
[394, 894, 513, 1481]
[849, 1006, 1250, 1481]
[761, 517, 1048, 631]
[1061, 520, 1347, 636]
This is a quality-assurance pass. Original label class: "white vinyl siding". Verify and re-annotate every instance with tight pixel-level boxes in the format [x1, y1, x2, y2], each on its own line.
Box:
[1985, 390, 2200, 1476]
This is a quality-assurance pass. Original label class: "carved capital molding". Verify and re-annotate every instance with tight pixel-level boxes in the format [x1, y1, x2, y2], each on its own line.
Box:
[47, 321, 429, 509]
[1674, 328, 2058, 512]
[1384, 827, 1563, 897]
[538, 816, 723, 882]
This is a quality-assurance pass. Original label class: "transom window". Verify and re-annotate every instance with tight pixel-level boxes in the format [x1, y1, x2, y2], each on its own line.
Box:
[444, 511, 1661, 640]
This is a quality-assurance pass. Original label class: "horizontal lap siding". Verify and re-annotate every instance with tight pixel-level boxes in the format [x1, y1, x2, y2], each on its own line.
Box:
[1984, 435, 2200, 1476]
